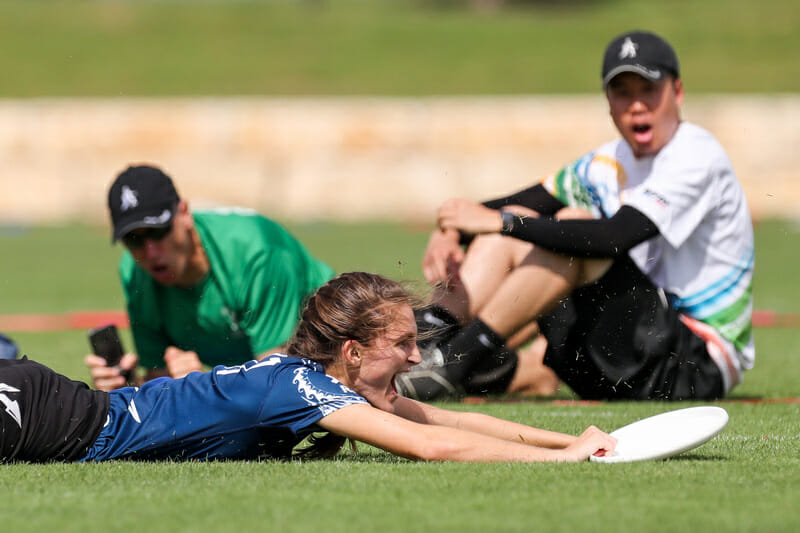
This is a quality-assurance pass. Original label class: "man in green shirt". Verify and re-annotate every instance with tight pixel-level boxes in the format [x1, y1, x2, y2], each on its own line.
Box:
[85, 165, 334, 391]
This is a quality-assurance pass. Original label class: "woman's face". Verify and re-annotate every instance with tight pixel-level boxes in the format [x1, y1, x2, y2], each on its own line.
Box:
[350, 305, 422, 413]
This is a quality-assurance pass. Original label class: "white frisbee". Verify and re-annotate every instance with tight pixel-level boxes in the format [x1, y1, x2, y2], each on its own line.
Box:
[590, 406, 729, 464]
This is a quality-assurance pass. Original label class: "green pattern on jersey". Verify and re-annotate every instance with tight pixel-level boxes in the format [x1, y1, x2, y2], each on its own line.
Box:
[702, 281, 754, 352]
[544, 157, 598, 213]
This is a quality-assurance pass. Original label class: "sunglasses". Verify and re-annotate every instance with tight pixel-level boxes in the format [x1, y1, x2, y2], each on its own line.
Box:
[122, 224, 173, 250]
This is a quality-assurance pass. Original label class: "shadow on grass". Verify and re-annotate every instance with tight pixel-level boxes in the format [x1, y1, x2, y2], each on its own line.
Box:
[326, 452, 730, 464]
[326, 452, 407, 464]
[665, 454, 727, 462]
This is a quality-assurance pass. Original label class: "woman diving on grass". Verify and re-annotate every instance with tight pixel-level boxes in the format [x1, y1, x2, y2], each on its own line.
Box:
[0, 272, 615, 463]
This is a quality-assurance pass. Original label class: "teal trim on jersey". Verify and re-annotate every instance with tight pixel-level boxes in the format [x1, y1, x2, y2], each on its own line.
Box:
[671, 249, 754, 351]
[674, 248, 754, 314]
[120, 209, 334, 370]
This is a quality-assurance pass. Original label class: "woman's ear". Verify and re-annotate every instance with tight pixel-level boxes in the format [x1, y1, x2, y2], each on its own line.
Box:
[341, 340, 362, 366]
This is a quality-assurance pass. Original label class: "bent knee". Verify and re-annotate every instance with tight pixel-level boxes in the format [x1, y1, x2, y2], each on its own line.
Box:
[468, 233, 533, 261]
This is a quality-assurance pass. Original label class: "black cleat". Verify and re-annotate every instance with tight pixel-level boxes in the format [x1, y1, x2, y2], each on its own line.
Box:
[414, 307, 459, 350]
[395, 359, 464, 401]
[397, 318, 464, 401]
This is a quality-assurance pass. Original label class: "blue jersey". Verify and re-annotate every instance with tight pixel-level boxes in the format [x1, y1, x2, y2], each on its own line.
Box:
[80, 355, 367, 461]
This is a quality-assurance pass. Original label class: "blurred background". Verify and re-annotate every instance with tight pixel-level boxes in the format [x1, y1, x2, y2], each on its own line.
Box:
[2, 6, 798, 527]
[1, 0, 799, 361]
[0, 0, 798, 226]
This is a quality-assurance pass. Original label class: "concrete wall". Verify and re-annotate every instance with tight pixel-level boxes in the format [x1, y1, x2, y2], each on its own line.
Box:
[0, 96, 797, 225]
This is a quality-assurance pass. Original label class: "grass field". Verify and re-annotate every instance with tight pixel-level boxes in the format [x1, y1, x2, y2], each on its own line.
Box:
[1, 1, 799, 530]
[1, 220, 799, 532]
[1, 0, 799, 96]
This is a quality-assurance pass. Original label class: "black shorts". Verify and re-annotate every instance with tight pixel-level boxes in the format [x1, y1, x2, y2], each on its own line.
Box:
[540, 256, 724, 401]
[0, 357, 109, 463]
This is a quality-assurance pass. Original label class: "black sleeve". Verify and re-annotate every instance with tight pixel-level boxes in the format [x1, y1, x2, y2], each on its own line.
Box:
[457, 184, 567, 246]
[501, 205, 660, 258]
[481, 184, 566, 217]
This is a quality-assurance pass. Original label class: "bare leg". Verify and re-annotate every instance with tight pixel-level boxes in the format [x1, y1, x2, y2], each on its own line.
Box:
[478, 206, 612, 338]
[501, 206, 608, 392]
[433, 205, 597, 328]
[432, 233, 534, 324]
[506, 335, 560, 396]
[478, 247, 611, 396]
[425, 206, 613, 397]
[478, 249, 575, 336]
[506, 320, 540, 349]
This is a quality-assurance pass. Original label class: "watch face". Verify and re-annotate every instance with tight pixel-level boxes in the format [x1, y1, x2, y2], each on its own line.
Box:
[501, 211, 514, 232]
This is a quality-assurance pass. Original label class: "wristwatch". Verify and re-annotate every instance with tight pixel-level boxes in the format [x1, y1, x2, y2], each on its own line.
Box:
[500, 210, 515, 233]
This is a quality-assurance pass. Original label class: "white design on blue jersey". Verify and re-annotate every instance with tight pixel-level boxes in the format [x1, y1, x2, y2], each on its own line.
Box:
[80, 356, 367, 462]
[127, 398, 141, 423]
[292, 366, 362, 417]
[216, 355, 284, 375]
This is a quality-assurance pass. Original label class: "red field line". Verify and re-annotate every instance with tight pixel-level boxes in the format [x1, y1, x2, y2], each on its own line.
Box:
[0, 311, 129, 332]
[461, 396, 800, 406]
[719, 397, 800, 405]
[751, 309, 800, 328]
[0, 309, 797, 333]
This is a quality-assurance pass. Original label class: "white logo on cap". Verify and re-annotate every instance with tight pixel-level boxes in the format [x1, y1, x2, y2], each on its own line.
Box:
[120, 185, 139, 211]
[143, 209, 172, 225]
[619, 37, 638, 59]
[638, 67, 662, 80]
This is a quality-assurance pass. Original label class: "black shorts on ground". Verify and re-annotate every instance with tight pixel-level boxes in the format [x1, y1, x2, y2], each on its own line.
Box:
[540, 256, 724, 401]
[0, 357, 109, 462]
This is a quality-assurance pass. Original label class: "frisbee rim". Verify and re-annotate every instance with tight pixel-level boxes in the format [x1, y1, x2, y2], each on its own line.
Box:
[589, 406, 729, 464]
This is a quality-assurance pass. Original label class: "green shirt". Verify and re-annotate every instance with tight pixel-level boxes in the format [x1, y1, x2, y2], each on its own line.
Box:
[120, 208, 334, 370]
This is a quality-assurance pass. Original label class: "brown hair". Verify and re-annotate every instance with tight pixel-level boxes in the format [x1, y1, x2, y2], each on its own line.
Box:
[286, 271, 417, 366]
[287, 272, 419, 458]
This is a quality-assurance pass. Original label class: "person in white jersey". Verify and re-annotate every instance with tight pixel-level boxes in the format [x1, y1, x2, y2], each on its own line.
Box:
[398, 30, 754, 401]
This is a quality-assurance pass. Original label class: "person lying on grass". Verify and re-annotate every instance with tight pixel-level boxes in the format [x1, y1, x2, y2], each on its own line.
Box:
[0, 272, 615, 463]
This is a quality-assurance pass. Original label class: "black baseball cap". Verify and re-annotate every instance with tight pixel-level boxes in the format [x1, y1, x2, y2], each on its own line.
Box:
[602, 30, 680, 88]
[108, 165, 180, 243]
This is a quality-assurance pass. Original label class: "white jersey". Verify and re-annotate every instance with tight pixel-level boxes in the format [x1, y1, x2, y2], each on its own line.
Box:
[543, 122, 754, 390]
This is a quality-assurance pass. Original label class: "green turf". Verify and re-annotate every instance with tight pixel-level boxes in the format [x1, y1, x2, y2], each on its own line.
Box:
[2, 2, 798, 529]
[0, 221, 431, 315]
[1, 220, 799, 531]
[1, 0, 798, 97]
[1, 404, 799, 532]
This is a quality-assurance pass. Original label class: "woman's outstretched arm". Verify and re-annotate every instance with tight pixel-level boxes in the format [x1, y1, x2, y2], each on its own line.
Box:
[392, 396, 578, 449]
[317, 403, 614, 463]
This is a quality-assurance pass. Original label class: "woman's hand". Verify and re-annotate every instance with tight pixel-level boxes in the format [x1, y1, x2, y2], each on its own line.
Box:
[563, 426, 617, 462]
